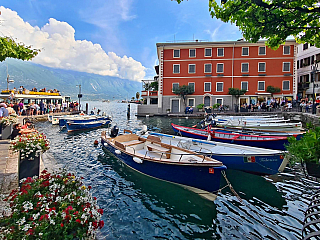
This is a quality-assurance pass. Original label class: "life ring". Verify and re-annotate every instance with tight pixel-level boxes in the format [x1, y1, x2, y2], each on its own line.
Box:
[80, 113, 85, 116]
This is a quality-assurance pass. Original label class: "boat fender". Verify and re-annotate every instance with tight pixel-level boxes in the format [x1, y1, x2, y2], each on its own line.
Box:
[110, 125, 119, 138]
[94, 140, 99, 145]
[115, 150, 121, 155]
[133, 157, 143, 164]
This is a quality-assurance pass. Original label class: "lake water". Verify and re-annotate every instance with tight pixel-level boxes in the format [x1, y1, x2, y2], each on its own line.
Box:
[35, 101, 319, 240]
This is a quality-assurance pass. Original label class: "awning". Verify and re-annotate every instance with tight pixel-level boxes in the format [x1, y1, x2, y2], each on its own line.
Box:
[306, 87, 320, 95]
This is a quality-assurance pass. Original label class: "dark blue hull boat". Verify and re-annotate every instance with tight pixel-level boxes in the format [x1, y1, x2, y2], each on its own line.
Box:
[66, 119, 111, 132]
[101, 132, 226, 196]
[172, 123, 290, 151]
[59, 116, 111, 127]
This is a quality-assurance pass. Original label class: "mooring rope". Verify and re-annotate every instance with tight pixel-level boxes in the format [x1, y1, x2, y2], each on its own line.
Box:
[218, 170, 284, 240]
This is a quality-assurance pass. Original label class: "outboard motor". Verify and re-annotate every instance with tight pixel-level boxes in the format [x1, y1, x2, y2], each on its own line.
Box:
[110, 125, 119, 138]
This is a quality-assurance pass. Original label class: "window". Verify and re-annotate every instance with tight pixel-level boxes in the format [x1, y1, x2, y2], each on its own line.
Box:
[297, 60, 299, 69]
[217, 48, 224, 57]
[283, 62, 290, 72]
[172, 83, 179, 92]
[173, 64, 180, 73]
[283, 46, 290, 55]
[173, 49, 180, 58]
[258, 81, 265, 91]
[311, 55, 315, 64]
[216, 98, 223, 105]
[283, 81, 290, 90]
[189, 49, 196, 58]
[300, 59, 303, 68]
[241, 81, 248, 91]
[217, 63, 224, 73]
[205, 48, 212, 57]
[258, 62, 266, 72]
[188, 82, 195, 92]
[216, 82, 223, 92]
[303, 43, 308, 50]
[241, 63, 249, 73]
[259, 46, 266, 55]
[242, 47, 249, 56]
[188, 64, 196, 73]
[204, 64, 212, 73]
[188, 98, 195, 107]
[204, 82, 211, 92]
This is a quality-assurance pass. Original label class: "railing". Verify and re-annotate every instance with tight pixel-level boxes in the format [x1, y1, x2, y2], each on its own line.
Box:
[141, 90, 158, 97]
[1, 90, 61, 96]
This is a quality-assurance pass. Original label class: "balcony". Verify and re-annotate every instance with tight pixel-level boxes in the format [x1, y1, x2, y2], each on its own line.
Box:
[141, 90, 158, 97]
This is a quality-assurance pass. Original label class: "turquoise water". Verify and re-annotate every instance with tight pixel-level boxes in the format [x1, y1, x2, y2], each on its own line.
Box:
[36, 101, 319, 239]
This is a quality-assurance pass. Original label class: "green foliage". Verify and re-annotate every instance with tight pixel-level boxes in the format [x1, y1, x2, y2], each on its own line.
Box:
[285, 127, 320, 164]
[266, 85, 281, 96]
[173, 85, 195, 106]
[176, 0, 320, 49]
[196, 103, 205, 109]
[212, 103, 221, 109]
[228, 88, 247, 98]
[0, 37, 39, 62]
[150, 81, 158, 91]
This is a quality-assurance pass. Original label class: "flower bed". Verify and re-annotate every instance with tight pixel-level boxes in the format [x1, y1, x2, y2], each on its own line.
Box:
[10, 132, 50, 160]
[0, 170, 104, 239]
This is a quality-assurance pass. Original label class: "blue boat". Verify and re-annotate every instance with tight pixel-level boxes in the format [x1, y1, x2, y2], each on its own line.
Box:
[172, 123, 290, 151]
[66, 119, 111, 132]
[142, 132, 288, 175]
[101, 132, 226, 198]
[60, 115, 111, 127]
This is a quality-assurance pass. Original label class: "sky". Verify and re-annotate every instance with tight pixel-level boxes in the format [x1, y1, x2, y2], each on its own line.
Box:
[0, 0, 243, 82]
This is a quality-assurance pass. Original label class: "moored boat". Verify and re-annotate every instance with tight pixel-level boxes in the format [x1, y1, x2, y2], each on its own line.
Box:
[66, 119, 111, 132]
[141, 132, 288, 175]
[101, 131, 226, 198]
[171, 123, 290, 150]
[59, 115, 111, 127]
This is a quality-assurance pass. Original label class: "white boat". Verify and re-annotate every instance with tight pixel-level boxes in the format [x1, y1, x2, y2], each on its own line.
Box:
[140, 132, 288, 175]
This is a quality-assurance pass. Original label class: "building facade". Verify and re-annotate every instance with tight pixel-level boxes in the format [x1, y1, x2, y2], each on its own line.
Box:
[296, 43, 320, 101]
[138, 40, 297, 115]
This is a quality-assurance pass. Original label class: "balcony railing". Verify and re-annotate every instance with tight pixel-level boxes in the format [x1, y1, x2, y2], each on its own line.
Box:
[298, 82, 310, 90]
[141, 90, 158, 97]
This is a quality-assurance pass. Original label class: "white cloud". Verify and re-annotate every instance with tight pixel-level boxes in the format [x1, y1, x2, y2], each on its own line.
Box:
[0, 6, 145, 81]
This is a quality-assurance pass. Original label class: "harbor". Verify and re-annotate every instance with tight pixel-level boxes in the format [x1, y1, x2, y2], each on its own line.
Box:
[0, 101, 319, 239]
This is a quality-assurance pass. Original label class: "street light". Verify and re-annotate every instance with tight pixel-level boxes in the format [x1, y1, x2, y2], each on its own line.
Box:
[311, 62, 318, 114]
[76, 85, 82, 111]
[6, 65, 14, 90]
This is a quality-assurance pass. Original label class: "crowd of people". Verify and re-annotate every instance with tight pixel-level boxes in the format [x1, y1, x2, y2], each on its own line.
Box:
[11, 86, 60, 95]
[0, 100, 79, 117]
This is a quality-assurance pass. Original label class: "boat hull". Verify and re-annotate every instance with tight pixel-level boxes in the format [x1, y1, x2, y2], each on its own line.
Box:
[101, 137, 226, 193]
[172, 124, 289, 151]
[66, 120, 111, 132]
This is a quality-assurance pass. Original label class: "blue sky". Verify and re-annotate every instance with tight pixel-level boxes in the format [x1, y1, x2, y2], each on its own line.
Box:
[0, 0, 243, 81]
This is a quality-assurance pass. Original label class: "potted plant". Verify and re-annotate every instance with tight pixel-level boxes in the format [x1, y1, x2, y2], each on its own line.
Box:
[0, 169, 104, 239]
[0, 115, 17, 139]
[285, 126, 320, 178]
[196, 103, 204, 112]
[212, 103, 221, 111]
[10, 132, 50, 181]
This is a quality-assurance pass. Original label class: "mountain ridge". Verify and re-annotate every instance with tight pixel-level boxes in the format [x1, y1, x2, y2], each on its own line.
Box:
[0, 59, 142, 101]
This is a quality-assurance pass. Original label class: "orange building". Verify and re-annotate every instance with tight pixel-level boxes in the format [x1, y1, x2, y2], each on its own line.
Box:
[153, 40, 297, 113]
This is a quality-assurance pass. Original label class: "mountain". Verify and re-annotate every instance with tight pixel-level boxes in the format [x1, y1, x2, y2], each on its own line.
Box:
[0, 59, 142, 101]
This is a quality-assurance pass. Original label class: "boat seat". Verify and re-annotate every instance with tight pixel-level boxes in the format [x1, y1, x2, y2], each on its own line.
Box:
[146, 143, 171, 159]
[122, 139, 144, 146]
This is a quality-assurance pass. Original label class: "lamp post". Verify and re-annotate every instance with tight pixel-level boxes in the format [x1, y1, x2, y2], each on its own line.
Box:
[76, 85, 82, 111]
[311, 62, 318, 114]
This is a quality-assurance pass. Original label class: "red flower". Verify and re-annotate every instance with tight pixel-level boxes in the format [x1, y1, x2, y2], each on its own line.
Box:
[26, 228, 34, 235]
[73, 211, 79, 215]
[76, 219, 81, 224]
[98, 209, 103, 215]
[60, 223, 64, 227]
[99, 220, 104, 229]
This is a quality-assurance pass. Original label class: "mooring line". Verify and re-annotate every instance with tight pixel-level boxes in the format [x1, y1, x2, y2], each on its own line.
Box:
[218, 170, 283, 240]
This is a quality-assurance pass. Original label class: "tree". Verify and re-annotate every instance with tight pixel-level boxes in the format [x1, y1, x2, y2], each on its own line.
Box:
[0, 37, 40, 62]
[266, 85, 281, 97]
[136, 92, 140, 100]
[173, 85, 194, 108]
[228, 88, 247, 110]
[176, 0, 320, 48]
